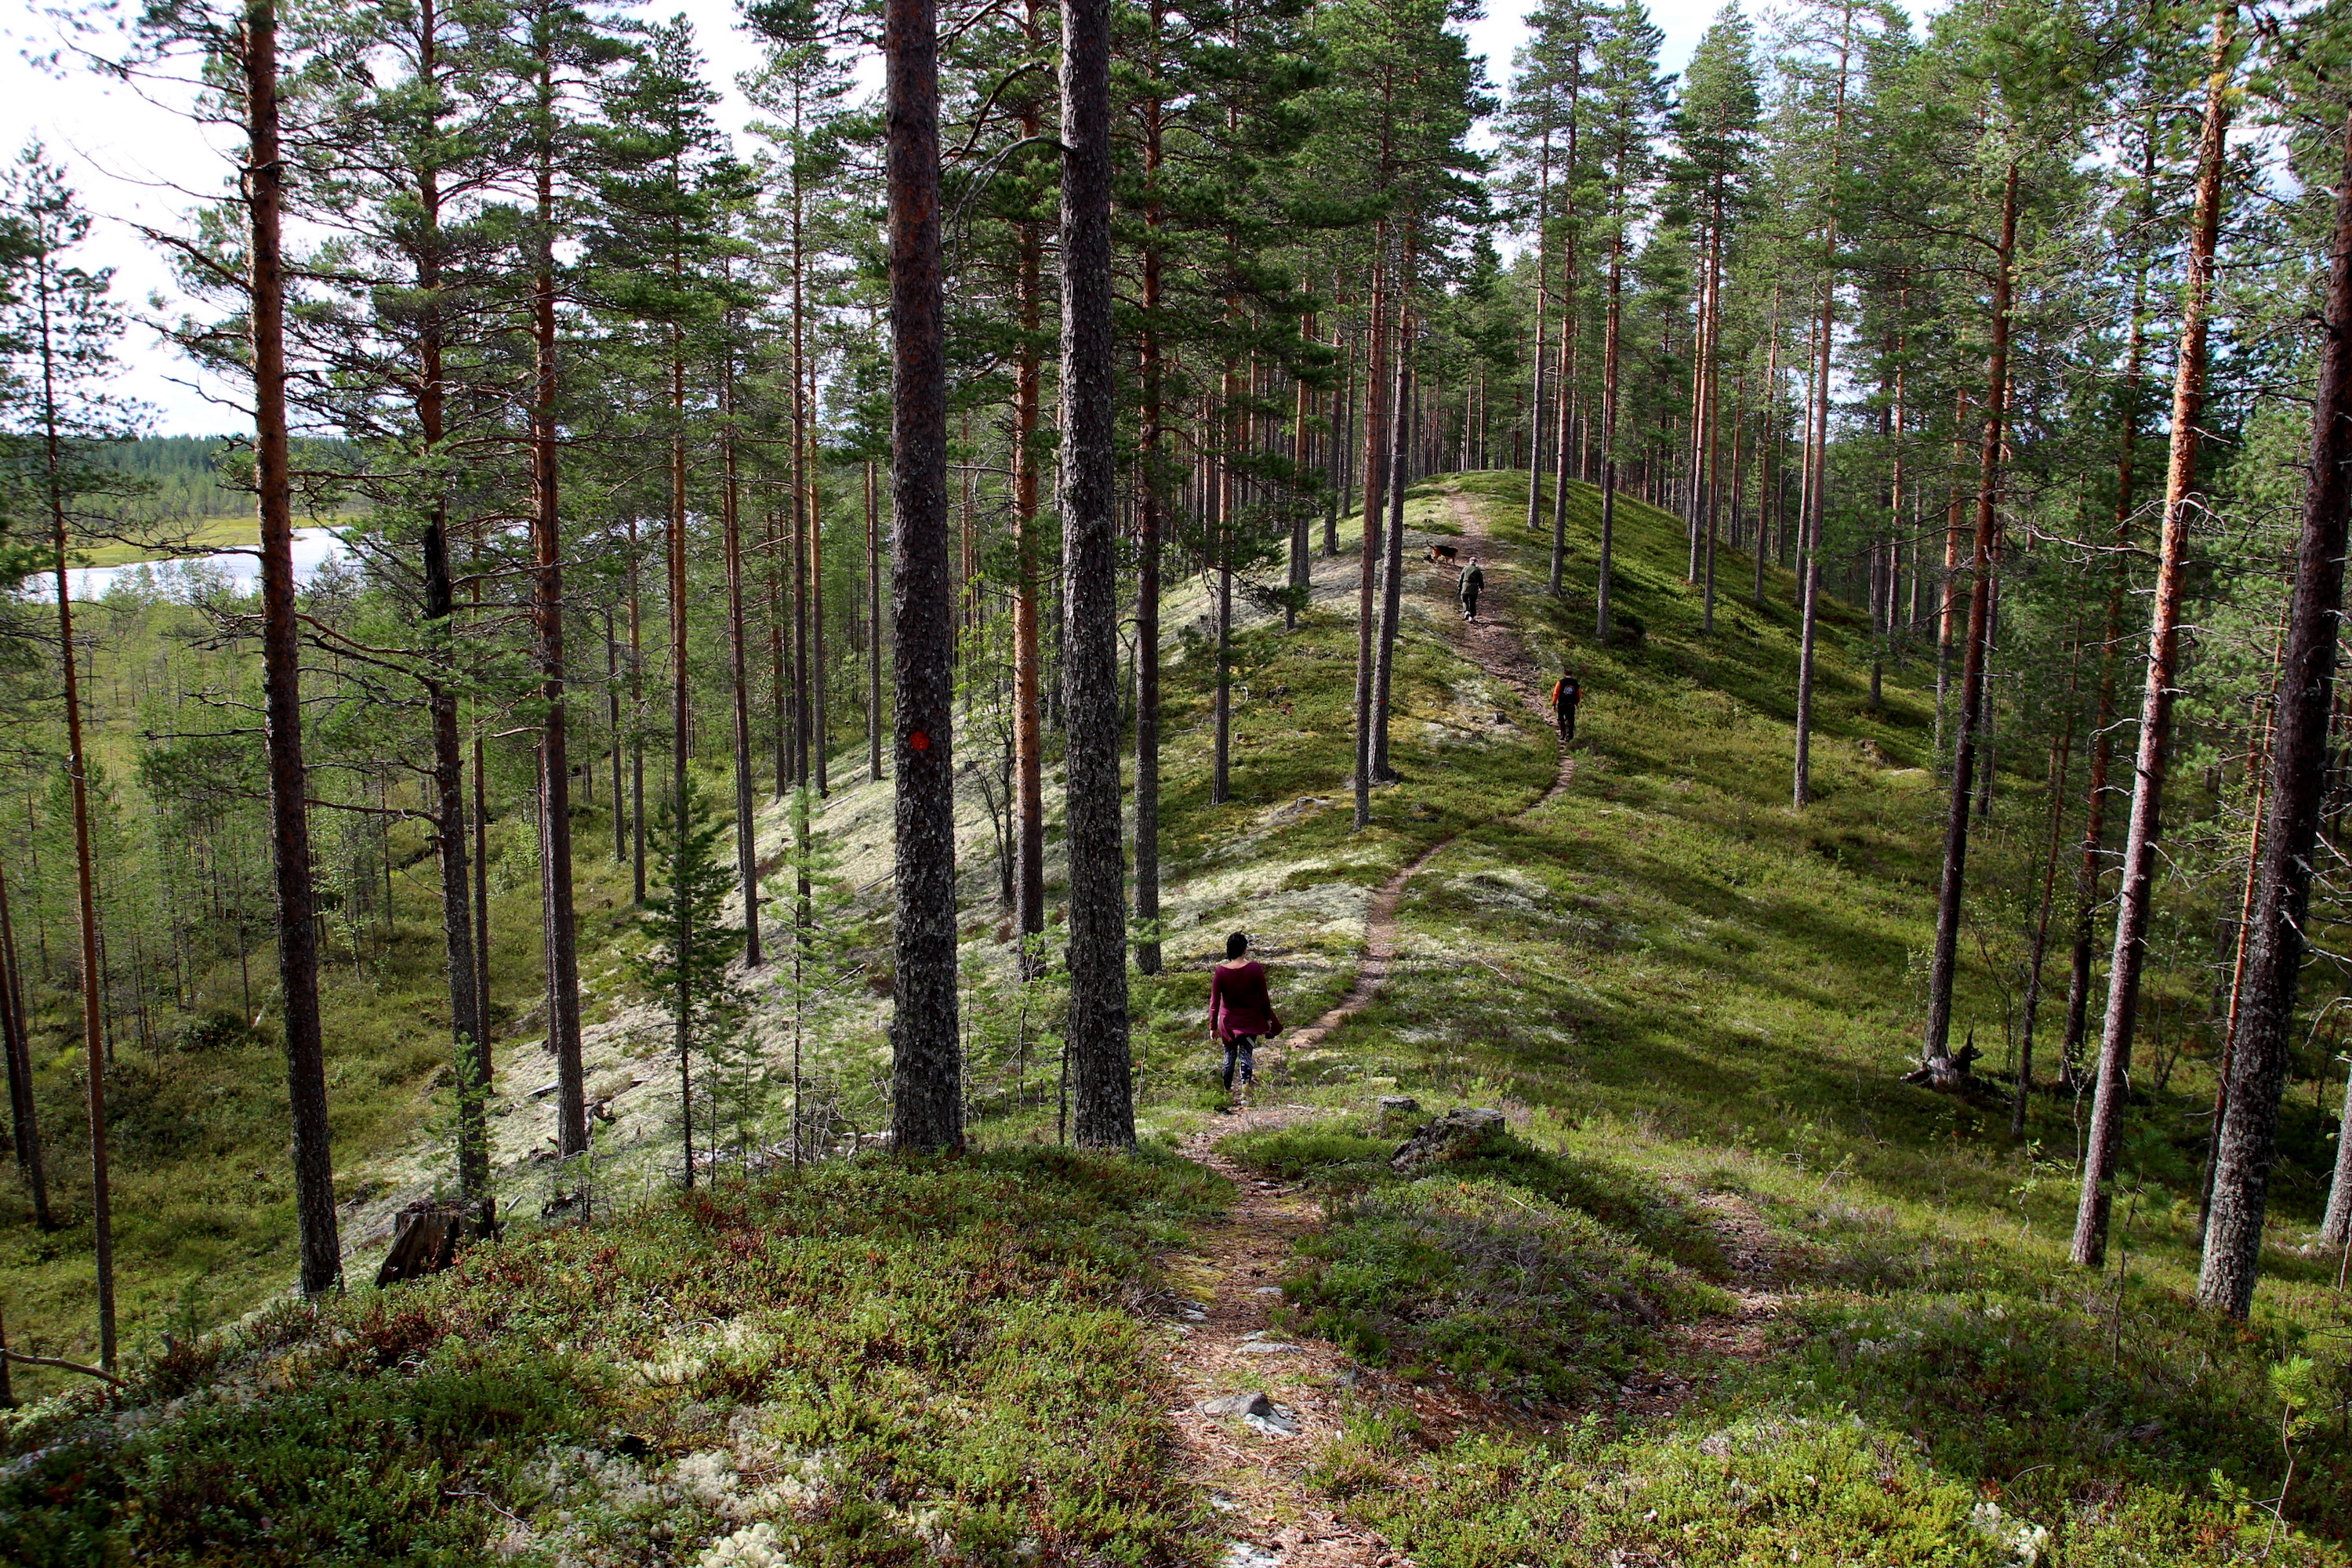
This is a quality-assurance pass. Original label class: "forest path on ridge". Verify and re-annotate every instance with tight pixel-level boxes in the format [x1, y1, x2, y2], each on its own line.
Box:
[1157, 482, 1581, 1568]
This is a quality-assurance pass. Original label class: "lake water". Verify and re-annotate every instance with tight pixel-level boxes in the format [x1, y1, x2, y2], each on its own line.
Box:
[62, 528, 354, 601]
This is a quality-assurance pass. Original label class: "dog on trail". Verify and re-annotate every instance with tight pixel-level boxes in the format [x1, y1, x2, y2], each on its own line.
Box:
[1425, 543, 1459, 565]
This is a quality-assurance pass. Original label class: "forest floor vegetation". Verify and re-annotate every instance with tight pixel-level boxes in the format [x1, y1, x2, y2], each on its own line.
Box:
[5, 474, 2350, 1565]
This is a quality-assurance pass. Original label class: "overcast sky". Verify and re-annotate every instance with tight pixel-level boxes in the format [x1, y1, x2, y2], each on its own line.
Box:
[0, 0, 1729, 436]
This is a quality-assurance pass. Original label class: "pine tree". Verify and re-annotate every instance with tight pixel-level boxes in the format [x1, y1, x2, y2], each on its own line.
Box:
[1588, 0, 1665, 642]
[633, 774, 748, 1188]
[884, 0, 964, 1152]
[0, 148, 141, 1361]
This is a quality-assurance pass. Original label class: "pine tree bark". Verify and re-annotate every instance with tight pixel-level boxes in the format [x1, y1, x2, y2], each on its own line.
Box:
[1212, 415, 1232, 804]
[0, 864, 46, 1228]
[1133, 21, 1166, 977]
[810, 353, 829, 798]
[1059, 0, 1132, 1149]
[2062, 147, 2155, 1080]
[2200, 82, 2352, 1313]
[1700, 208, 1722, 633]
[1595, 212, 1623, 639]
[628, 519, 647, 901]
[2075, 16, 2233, 1268]
[723, 336, 763, 968]
[1792, 263, 1831, 804]
[405, 0, 490, 1229]
[1549, 241, 1577, 597]
[1793, 19, 1852, 804]
[1288, 314, 1313, 630]
[1011, 184, 1045, 960]
[1359, 233, 1390, 557]
[1523, 132, 1550, 537]
[1372, 321, 1414, 782]
[1919, 158, 2020, 1077]
[606, 609, 626, 865]
[47, 411, 115, 1366]
[866, 462, 884, 784]
[667, 312, 694, 1182]
[2014, 712, 2074, 1138]
[886, 0, 963, 1152]
[533, 64, 587, 1154]
[244, 0, 339, 1297]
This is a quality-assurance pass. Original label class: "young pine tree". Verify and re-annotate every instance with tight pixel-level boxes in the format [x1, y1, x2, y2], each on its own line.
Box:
[634, 774, 750, 1189]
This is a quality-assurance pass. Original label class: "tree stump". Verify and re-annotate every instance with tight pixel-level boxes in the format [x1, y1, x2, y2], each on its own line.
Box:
[375, 1200, 466, 1288]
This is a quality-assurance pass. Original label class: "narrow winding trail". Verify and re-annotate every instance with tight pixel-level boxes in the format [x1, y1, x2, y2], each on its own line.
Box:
[1158, 483, 1581, 1568]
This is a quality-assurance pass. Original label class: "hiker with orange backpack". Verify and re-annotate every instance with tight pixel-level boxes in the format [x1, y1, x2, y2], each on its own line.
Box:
[1551, 672, 1581, 743]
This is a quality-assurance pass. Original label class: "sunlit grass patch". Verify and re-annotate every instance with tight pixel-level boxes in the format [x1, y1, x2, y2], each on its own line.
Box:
[0, 1149, 1228, 1567]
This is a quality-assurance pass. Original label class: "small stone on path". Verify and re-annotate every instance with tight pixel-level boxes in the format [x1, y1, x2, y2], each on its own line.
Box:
[1203, 1390, 1302, 1436]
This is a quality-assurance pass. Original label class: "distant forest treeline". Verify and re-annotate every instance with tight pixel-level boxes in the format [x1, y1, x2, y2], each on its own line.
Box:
[91, 434, 358, 527]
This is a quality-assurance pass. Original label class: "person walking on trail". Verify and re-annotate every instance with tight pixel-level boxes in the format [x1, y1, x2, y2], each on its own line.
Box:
[1459, 557, 1484, 622]
[1552, 671, 1582, 743]
[1210, 931, 1280, 1098]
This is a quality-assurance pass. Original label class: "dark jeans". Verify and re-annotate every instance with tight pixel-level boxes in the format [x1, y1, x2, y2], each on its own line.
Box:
[1461, 590, 1479, 619]
[1221, 1035, 1259, 1091]
[1556, 707, 1577, 742]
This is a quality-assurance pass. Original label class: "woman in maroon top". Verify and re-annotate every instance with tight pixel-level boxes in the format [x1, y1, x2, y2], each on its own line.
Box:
[1209, 931, 1280, 1094]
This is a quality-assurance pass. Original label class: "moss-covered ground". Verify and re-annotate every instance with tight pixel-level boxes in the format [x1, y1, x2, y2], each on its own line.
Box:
[4, 471, 2348, 1565]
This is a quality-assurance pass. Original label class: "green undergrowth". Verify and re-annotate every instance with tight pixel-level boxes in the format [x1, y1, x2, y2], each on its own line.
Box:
[0, 797, 647, 1401]
[1165, 474, 2352, 1563]
[1219, 1115, 1726, 1276]
[1330, 1412, 2352, 1568]
[1283, 1177, 1727, 1406]
[1217, 1116, 1727, 1406]
[0, 1149, 1227, 1566]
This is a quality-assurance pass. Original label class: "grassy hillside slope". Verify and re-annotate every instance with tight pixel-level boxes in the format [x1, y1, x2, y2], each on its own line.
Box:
[3, 472, 2347, 1566]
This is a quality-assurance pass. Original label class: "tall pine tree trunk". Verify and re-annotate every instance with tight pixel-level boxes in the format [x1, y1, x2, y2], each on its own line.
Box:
[1792, 262, 1831, 804]
[1919, 158, 2020, 1078]
[535, 76, 587, 1155]
[628, 519, 647, 901]
[1595, 217, 1623, 639]
[866, 462, 883, 784]
[1012, 183, 1046, 961]
[1059, 0, 1132, 1148]
[1288, 314, 1313, 630]
[1134, 31, 1166, 977]
[2075, 14, 2233, 1268]
[667, 312, 694, 1184]
[0, 864, 46, 1228]
[244, 0, 339, 1297]
[1353, 252, 1387, 830]
[46, 414, 114, 1364]
[2062, 162, 2155, 1080]
[1373, 318, 1414, 782]
[887, 0, 962, 1151]
[1793, 20, 1850, 804]
[2200, 78, 2350, 1316]
[810, 349, 829, 797]
[723, 342, 762, 967]
[1523, 133, 1550, 536]
[409, 0, 489, 1232]
[2013, 711, 2074, 1138]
